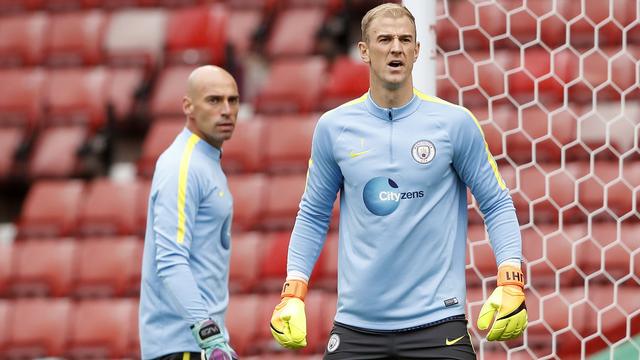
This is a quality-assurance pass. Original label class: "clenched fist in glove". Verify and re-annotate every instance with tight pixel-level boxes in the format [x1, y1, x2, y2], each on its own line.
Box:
[191, 319, 238, 360]
[477, 264, 528, 341]
[270, 279, 308, 349]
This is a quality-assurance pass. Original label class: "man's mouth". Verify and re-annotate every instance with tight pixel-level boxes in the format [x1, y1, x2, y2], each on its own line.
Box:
[388, 60, 404, 68]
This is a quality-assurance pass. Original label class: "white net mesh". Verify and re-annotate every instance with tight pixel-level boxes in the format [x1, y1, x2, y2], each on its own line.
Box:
[435, 0, 640, 358]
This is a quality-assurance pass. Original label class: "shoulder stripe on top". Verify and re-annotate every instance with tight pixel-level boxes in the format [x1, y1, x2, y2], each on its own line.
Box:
[413, 89, 506, 190]
[176, 134, 201, 244]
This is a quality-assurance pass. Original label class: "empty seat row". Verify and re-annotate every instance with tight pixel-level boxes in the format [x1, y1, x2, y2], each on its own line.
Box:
[149, 56, 369, 117]
[0, 297, 138, 359]
[138, 115, 318, 176]
[0, 4, 328, 68]
[436, 0, 640, 52]
[0, 237, 142, 298]
[0, 67, 144, 131]
[438, 46, 640, 107]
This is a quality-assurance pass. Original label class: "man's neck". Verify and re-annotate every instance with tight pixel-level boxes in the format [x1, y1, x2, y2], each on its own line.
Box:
[369, 80, 414, 108]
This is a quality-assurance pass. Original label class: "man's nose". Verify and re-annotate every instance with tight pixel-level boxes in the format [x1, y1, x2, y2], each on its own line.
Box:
[220, 100, 231, 115]
[390, 38, 402, 53]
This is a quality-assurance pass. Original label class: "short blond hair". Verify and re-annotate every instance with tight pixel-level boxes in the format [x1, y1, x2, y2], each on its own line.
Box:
[361, 3, 416, 43]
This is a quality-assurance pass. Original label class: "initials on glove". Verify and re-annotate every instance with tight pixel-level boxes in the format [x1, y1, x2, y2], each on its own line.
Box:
[477, 265, 528, 341]
[270, 279, 308, 349]
[191, 319, 238, 360]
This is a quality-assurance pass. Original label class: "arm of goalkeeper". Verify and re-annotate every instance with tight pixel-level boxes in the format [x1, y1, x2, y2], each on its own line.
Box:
[477, 263, 527, 341]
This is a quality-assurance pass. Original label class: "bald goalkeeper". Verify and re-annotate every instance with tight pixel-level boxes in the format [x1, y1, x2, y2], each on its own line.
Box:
[139, 66, 240, 360]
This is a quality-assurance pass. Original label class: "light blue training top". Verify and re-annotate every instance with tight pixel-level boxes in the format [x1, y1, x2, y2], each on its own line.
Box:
[287, 89, 522, 330]
[139, 128, 233, 359]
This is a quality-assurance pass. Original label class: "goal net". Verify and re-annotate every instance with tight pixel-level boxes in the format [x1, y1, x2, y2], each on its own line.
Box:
[434, 0, 640, 358]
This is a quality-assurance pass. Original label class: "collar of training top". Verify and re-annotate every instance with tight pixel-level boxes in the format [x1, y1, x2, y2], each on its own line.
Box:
[179, 127, 223, 161]
[365, 90, 421, 121]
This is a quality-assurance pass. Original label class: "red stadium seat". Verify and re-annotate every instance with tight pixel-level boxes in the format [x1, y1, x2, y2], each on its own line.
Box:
[103, 8, 167, 68]
[227, 8, 263, 57]
[264, 114, 317, 173]
[27, 125, 88, 179]
[149, 66, 192, 118]
[320, 56, 370, 111]
[138, 118, 184, 177]
[226, 294, 261, 356]
[44, 10, 107, 66]
[221, 119, 267, 173]
[0, 13, 47, 66]
[5, 298, 72, 359]
[0, 127, 25, 179]
[44, 67, 109, 131]
[78, 178, 140, 236]
[0, 0, 43, 13]
[165, 4, 228, 65]
[135, 178, 151, 236]
[252, 292, 282, 354]
[256, 231, 290, 291]
[266, 7, 325, 58]
[67, 298, 137, 359]
[107, 67, 145, 124]
[0, 300, 9, 353]
[254, 57, 328, 114]
[0, 68, 46, 130]
[10, 238, 77, 297]
[229, 232, 264, 293]
[18, 180, 85, 238]
[304, 291, 329, 354]
[315, 232, 338, 291]
[263, 174, 306, 230]
[75, 236, 143, 297]
[0, 243, 13, 296]
[227, 174, 267, 231]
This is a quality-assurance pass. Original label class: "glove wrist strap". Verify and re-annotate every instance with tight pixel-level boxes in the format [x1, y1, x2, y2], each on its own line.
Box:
[281, 279, 308, 300]
[497, 265, 525, 288]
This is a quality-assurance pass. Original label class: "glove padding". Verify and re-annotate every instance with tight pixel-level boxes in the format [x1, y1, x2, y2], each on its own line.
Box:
[477, 284, 527, 340]
[477, 265, 527, 341]
[191, 319, 238, 360]
[270, 279, 308, 349]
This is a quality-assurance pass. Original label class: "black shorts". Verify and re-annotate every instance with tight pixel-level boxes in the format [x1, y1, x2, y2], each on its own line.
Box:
[323, 317, 476, 360]
[154, 352, 200, 360]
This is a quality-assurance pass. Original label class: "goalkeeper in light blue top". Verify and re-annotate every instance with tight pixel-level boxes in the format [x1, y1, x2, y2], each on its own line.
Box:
[139, 66, 239, 360]
[270, 3, 527, 359]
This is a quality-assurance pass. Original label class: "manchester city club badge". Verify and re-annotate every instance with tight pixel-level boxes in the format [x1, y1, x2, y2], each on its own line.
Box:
[411, 140, 436, 164]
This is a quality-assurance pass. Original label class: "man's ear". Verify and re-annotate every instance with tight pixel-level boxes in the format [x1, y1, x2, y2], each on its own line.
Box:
[182, 96, 193, 116]
[358, 41, 370, 64]
[413, 41, 420, 63]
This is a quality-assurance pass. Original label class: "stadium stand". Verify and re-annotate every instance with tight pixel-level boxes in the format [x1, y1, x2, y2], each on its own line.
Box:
[27, 125, 88, 178]
[164, 4, 228, 66]
[17, 180, 85, 238]
[229, 231, 264, 293]
[0, 13, 47, 67]
[77, 177, 141, 236]
[67, 298, 138, 359]
[0, 127, 25, 179]
[43, 10, 107, 67]
[74, 236, 143, 298]
[0, 243, 13, 297]
[4, 297, 72, 359]
[9, 238, 77, 297]
[0, 68, 46, 131]
[220, 118, 267, 173]
[263, 114, 317, 173]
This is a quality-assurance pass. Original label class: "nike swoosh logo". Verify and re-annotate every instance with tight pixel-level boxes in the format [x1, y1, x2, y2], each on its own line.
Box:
[349, 150, 370, 158]
[445, 335, 465, 346]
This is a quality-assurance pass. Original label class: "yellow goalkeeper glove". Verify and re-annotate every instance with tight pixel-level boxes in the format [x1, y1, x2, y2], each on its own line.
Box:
[477, 264, 527, 341]
[270, 279, 308, 349]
